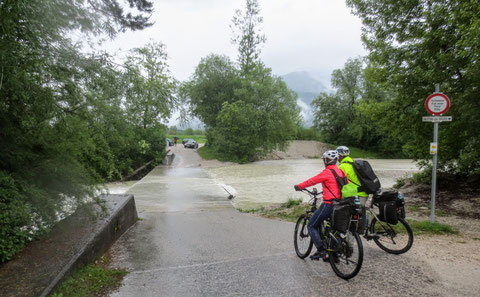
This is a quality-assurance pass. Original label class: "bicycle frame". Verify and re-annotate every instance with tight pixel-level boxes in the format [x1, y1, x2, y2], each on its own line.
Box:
[300, 188, 357, 253]
[362, 196, 400, 238]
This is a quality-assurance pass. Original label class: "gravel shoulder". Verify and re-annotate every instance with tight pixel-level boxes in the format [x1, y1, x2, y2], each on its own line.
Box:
[181, 140, 480, 296]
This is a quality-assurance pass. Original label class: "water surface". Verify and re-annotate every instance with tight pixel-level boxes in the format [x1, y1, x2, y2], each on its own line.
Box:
[205, 159, 419, 210]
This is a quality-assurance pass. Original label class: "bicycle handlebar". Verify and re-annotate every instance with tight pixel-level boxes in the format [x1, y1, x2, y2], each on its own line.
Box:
[300, 187, 323, 197]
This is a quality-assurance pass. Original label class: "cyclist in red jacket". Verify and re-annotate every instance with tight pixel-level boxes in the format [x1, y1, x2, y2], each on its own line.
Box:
[294, 150, 346, 261]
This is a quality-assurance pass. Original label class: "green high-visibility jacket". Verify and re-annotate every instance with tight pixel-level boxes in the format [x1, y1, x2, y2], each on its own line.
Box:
[339, 156, 368, 197]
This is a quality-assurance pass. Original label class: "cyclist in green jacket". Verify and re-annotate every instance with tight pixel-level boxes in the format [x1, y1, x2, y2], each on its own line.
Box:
[336, 146, 368, 205]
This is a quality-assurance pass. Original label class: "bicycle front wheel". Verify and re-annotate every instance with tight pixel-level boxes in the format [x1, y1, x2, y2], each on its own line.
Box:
[329, 231, 363, 280]
[371, 217, 414, 254]
[294, 214, 313, 258]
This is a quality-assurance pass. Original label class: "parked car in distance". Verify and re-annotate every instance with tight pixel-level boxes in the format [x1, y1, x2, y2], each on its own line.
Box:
[184, 139, 198, 149]
[182, 138, 193, 145]
[166, 138, 173, 146]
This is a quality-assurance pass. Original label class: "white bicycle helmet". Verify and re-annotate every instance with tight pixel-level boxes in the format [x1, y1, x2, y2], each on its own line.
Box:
[336, 146, 350, 157]
[322, 150, 338, 165]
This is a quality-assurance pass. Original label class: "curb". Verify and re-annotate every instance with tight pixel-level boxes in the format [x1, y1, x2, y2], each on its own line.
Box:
[39, 194, 137, 297]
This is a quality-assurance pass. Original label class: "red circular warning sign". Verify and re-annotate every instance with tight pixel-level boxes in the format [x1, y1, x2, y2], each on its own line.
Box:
[425, 93, 450, 115]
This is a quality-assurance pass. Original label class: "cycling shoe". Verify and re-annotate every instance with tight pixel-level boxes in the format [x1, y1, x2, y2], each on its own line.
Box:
[310, 250, 326, 261]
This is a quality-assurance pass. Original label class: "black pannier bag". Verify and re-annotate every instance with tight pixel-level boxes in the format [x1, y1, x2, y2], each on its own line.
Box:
[332, 204, 351, 233]
[350, 206, 367, 234]
[375, 190, 406, 220]
[379, 200, 398, 225]
[373, 190, 398, 204]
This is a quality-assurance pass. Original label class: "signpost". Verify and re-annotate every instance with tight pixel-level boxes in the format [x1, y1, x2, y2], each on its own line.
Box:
[422, 116, 452, 122]
[423, 84, 451, 223]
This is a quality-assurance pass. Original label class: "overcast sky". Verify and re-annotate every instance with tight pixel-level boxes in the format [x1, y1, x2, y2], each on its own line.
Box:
[100, 0, 367, 88]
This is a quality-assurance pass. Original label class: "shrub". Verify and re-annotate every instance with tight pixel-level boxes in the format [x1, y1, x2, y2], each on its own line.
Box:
[0, 172, 32, 262]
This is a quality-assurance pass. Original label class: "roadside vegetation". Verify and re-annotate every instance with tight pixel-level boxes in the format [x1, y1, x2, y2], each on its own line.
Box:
[0, 0, 169, 262]
[51, 255, 126, 297]
[240, 199, 459, 236]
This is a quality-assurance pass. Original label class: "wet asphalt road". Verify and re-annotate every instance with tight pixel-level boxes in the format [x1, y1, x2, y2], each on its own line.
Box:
[108, 152, 447, 297]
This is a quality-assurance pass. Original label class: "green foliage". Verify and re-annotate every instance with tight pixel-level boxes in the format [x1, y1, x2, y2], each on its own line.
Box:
[197, 146, 232, 162]
[182, 1, 300, 163]
[312, 58, 403, 156]
[207, 66, 299, 162]
[346, 0, 480, 177]
[294, 127, 321, 141]
[0, 172, 32, 262]
[0, 0, 168, 262]
[283, 199, 302, 208]
[239, 202, 308, 223]
[210, 101, 258, 163]
[231, 0, 267, 75]
[124, 42, 177, 129]
[52, 262, 127, 297]
[179, 54, 241, 128]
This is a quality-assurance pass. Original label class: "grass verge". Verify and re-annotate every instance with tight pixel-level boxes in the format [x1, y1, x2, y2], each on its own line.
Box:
[51, 255, 127, 297]
[197, 146, 239, 163]
[238, 199, 307, 223]
[406, 219, 459, 235]
[239, 201, 460, 237]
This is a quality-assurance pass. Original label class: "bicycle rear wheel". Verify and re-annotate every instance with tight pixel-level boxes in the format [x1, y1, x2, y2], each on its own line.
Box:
[329, 231, 363, 280]
[294, 214, 313, 258]
[371, 217, 414, 254]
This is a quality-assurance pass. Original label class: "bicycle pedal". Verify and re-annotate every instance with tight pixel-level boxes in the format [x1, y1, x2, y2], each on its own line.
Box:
[365, 234, 379, 240]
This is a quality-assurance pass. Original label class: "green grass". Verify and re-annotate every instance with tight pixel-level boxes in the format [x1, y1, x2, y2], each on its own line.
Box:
[406, 219, 459, 235]
[238, 201, 308, 223]
[197, 146, 242, 163]
[51, 258, 127, 297]
[283, 198, 302, 208]
[166, 134, 207, 144]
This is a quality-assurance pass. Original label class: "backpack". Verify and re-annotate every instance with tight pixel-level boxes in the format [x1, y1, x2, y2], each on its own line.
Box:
[325, 169, 358, 199]
[344, 160, 381, 194]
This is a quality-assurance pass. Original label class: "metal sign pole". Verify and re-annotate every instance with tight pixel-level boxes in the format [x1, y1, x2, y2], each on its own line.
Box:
[430, 84, 440, 223]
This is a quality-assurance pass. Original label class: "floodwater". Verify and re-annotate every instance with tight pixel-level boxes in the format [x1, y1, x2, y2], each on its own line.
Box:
[104, 180, 139, 195]
[205, 159, 420, 210]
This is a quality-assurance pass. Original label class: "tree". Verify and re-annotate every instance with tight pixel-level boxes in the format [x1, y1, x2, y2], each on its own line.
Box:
[230, 0, 266, 75]
[179, 54, 241, 128]
[210, 66, 300, 161]
[0, 0, 160, 262]
[124, 42, 177, 129]
[312, 58, 401, 154]
[182, 0, 299, 162]
[347, 0, 480, 175]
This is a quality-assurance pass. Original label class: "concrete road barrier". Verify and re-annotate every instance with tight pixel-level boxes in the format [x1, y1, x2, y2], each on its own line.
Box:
[0, 194, 137, 297]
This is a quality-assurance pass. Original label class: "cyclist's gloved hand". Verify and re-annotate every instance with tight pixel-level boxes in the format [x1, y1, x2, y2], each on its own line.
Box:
[294, 185, 300, 191]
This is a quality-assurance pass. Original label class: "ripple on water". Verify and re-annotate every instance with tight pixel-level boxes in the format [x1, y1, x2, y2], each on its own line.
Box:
[205, 159, 419, 210]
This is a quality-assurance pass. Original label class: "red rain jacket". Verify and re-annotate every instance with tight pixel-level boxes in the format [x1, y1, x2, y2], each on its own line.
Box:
[297, 165, 347, 203]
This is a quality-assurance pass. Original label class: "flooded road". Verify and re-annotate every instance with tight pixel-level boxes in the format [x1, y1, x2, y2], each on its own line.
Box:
[106, 147, 448, 297]
[205, 159, 420, 210]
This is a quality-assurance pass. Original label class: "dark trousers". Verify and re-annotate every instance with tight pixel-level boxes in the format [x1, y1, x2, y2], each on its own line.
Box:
[308, 202, 334, 250]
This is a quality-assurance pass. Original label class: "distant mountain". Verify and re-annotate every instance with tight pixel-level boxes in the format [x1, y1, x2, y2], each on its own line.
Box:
[281, 71, 328, 127]
[281, 71, 327, 104]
